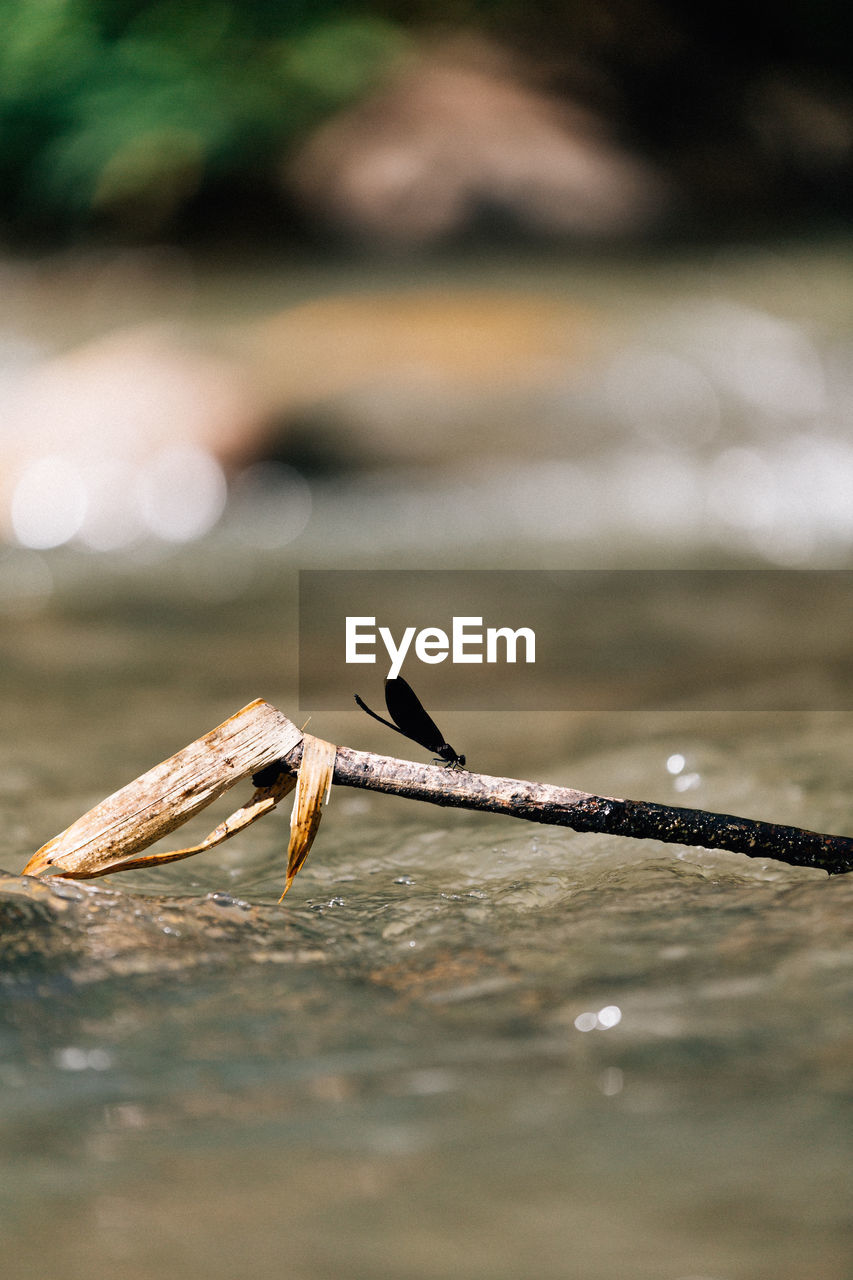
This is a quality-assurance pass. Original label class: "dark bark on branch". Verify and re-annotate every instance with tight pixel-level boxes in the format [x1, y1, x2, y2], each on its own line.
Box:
[279, 742, 853, 875]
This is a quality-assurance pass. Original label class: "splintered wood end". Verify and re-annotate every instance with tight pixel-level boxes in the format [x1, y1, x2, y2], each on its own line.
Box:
[22, 700, 303, 880]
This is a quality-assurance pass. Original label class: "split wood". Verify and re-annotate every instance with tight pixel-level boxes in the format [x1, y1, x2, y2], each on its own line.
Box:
[21, 699, 853, 893]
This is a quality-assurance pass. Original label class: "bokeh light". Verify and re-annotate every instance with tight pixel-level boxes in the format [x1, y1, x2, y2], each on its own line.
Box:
[136, 445, 227, 543]
[11, 455, 88, 549]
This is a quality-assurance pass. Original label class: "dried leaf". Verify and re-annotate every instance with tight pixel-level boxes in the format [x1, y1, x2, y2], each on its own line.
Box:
[280, 734, 336, 900]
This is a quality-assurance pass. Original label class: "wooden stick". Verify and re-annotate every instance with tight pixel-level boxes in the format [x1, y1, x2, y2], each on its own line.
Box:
[22, 704, 853, 884]
[272, 741, 853, 876]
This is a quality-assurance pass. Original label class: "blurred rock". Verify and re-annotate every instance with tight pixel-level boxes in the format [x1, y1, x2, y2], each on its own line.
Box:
[239, 288, 603, 467]
[0, 324, 265, 549]
[5, 324, 259, 460]
[0, 282, 605, 545]
[244, 289, 597, 402]
[287, 40, 669, 248]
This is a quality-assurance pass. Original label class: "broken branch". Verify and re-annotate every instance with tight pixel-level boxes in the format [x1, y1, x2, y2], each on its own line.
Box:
[21, 702, 853, 886]
[22, 701, 301, 880]
[307, 743, 853, 875]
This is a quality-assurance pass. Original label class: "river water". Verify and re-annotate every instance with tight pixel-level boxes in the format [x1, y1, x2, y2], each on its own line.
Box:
[1, 246, 852, 1279]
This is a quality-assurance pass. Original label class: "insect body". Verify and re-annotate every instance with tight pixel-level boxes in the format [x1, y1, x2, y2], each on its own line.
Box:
[355, 676, 466, 768]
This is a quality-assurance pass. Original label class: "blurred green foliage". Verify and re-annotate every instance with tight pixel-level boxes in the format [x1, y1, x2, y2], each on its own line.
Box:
[1, 0, 851, 244]
[0, 0, 412, 240]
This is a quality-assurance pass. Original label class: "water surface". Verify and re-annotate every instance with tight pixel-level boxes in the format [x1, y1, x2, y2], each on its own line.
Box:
[2, 552, 851, 1280]
[2, 245, 852, 1280]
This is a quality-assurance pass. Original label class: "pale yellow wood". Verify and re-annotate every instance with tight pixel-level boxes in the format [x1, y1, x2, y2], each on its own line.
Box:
[51, 770, 300, 878]
[22, 700, 302, 880]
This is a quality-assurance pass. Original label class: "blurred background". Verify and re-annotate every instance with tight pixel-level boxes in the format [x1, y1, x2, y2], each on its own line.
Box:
[3, 6, 853, 1280]
[1, 0, 853, 567]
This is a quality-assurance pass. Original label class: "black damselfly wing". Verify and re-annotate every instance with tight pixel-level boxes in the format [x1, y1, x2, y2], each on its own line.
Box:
[354, 676, 465, 767]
